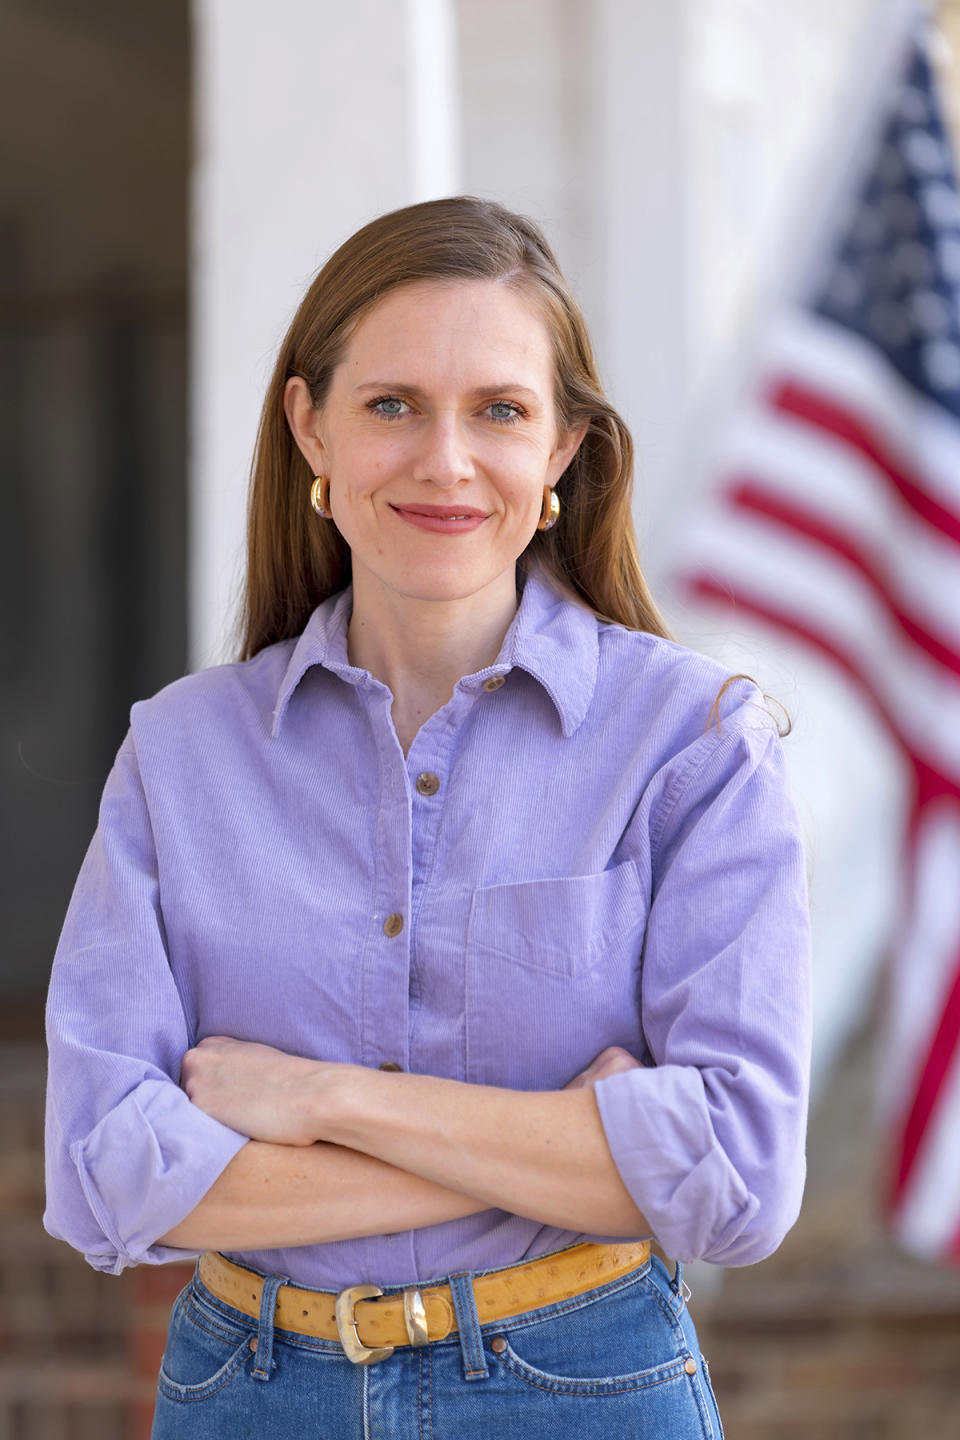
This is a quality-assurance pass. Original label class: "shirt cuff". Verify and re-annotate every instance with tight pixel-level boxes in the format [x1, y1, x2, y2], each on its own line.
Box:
[70, 1078, 249, 1273]
[594, 1065, 759, 1263]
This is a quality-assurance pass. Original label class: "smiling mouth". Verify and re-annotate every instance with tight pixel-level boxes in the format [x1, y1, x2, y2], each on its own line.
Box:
[391, 504, 488, 519]
[389, 503, 490, 534]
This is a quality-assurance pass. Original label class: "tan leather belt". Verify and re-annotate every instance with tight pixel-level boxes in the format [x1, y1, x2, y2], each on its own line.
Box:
[198, 1240, 651, 1365]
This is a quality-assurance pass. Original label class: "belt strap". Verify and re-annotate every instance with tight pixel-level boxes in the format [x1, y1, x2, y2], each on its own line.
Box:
[198, 1240, 650, 1351]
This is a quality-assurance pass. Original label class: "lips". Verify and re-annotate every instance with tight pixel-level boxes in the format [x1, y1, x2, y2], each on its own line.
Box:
[391, 504, 488, 519]
[389, 503, 490, 534]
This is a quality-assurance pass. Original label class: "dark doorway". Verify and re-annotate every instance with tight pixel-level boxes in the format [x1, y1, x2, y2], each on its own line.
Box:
[1, 1, 190, 1034]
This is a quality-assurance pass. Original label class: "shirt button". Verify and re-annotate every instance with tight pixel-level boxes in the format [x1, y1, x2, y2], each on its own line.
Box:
[482, 676, 505, 692]
[416, 772, 440, 796]
[383, 913, 404, 937]
[379, 1061, 403, 1072]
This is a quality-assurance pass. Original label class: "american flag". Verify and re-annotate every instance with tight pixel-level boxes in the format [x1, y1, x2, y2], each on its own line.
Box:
[678, 9, 960, 1261]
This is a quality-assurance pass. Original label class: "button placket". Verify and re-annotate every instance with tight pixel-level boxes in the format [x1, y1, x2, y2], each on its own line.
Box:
[402, 692, 470, 1127]
[354, 690, 413, 1241]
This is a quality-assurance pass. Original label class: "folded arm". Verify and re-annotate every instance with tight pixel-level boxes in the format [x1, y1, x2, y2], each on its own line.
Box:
[161, 1042, 643, 1251]
[178, 1040, 649, 1241]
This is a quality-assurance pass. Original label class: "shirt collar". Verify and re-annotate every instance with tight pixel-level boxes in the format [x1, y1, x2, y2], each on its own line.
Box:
[271, 565, 599, 740]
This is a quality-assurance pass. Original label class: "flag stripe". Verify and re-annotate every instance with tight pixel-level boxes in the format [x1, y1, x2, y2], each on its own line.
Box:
[764, 309, 960, 518]
[881, 803, 960, 1121]
[686, 511, 960, 776]
[726, 478, 960, 677]
[718, 405, 960, 651]
[892, 950, 960, 1201]
[890, 1020, 960, 1258]
[771, 380, 960, 543]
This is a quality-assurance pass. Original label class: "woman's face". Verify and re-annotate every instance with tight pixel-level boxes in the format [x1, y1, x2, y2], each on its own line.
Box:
[285, 279, 585, 610]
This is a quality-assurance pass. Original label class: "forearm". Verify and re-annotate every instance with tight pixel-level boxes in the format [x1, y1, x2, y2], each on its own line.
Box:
[158, 1138, 488, 1252]
[325, 1071, 651, 1238]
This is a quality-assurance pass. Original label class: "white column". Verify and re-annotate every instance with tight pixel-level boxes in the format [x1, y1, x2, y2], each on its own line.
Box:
[585, 0, 689, 584]
[190, 0, 460, 666]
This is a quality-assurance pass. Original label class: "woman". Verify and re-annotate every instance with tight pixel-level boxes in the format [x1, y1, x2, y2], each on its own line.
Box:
[45, 196, 810, 1438]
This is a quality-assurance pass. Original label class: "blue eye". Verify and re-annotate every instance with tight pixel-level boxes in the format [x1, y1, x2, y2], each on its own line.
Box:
[369, 396, 409, 419]
[488, 402, 522, 423]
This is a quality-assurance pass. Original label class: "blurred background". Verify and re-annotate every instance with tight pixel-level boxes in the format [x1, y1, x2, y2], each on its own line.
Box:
[3, 0, 960, 1435]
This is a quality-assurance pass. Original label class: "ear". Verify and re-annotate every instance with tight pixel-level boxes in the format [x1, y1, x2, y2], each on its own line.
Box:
[548, 421, 589, 485]
[284, 375, 328, 474]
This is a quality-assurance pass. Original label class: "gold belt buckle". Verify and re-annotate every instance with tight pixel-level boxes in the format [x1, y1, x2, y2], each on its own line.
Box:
[334, 1285, 393, 1365]
[334, 1284, 430, 1364]
[402, 1286, 429, 1346]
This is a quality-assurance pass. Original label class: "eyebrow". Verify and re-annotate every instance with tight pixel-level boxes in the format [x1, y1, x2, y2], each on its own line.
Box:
[352, 381, 545, 403]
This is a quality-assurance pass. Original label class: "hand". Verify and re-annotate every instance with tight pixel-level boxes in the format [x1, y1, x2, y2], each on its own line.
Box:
[181, 1036, 330, 1146]
[564, 1045, 643, 1090]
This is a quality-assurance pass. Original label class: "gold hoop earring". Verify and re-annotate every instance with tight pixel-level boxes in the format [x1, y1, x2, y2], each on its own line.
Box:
[310, 475, 331, 517]
[537, 486, 560, 531]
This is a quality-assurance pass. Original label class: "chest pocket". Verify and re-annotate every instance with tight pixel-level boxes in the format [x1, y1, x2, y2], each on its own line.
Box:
[465, 860, 648, 1089]
[468, 861, 646, 977]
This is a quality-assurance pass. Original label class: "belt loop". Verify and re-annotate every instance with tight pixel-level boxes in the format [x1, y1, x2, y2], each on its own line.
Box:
[670, 1261, 691, 1312]
[251, 1272, 288, 1381]
[448, 1273, 489, 1381]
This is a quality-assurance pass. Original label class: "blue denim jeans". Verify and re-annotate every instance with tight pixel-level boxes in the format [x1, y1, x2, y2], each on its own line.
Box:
[151, 1250, 724, 1438]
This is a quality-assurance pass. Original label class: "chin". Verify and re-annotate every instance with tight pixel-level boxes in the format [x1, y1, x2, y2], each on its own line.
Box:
[387, 563, 515, 607]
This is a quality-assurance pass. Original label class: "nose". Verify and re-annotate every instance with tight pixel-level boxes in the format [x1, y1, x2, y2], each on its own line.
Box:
[411, 416, 475, 490]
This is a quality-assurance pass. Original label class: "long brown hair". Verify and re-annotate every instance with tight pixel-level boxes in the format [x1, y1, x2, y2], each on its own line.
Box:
[239, 196, 670, 659]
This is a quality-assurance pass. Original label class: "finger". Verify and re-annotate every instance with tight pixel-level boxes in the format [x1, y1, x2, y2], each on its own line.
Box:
[600, 1052, 642, 1076]
[591, 1045, 636, 1066]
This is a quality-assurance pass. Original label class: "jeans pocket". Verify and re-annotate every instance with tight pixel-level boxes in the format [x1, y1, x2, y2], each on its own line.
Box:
[156, 1280, 255, 1403]
[492, 1337, 692, 1397]
[488, 1269, 691, 1397]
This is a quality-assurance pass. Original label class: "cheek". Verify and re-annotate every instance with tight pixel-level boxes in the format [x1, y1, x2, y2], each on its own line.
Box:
[507, 470, 550, 516]
[334, 435, 404, 492]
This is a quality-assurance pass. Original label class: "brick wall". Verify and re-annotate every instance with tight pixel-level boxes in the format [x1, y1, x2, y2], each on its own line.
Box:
[1, 1047, 135, 1438]
[0, 1045, 197, 1439]
[127, 1265, 193, 1440]
[695, 1016, 960, 1439]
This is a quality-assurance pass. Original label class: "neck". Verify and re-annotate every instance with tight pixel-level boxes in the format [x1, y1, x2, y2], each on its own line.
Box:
[347, 568, 520, 752]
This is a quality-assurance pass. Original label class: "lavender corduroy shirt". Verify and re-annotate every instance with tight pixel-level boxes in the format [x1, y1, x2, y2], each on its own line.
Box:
[44, 569, 811, 1288]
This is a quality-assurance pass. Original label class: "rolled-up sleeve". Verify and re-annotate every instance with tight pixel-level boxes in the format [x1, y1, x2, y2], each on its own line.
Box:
[594, 695, 812, 1265]
[44, 732, 249, 1274]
